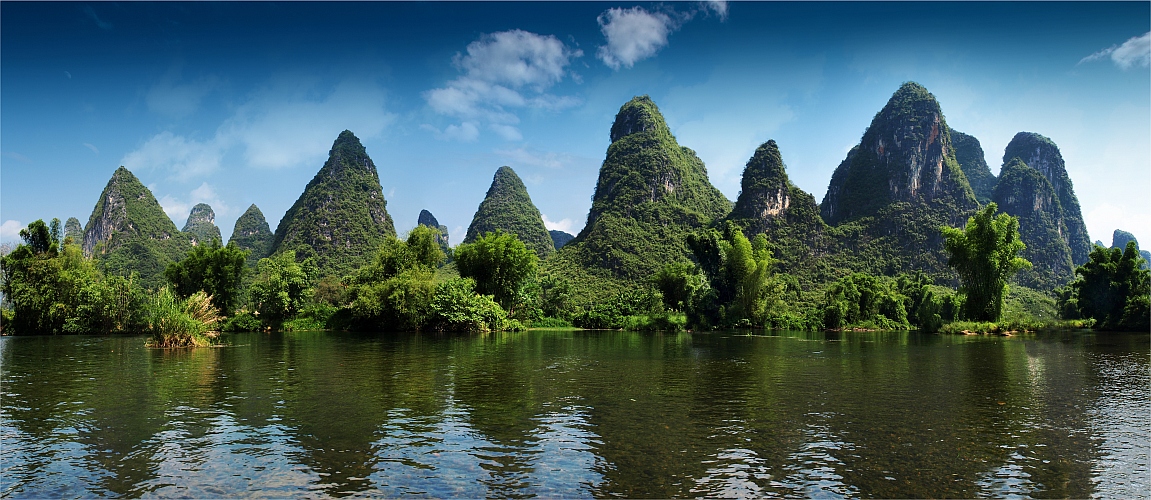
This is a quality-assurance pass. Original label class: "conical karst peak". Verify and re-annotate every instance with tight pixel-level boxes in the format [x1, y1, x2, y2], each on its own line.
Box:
[732, 140, 790, 221]
[417, 209, 441, 228]
[1002, 131, 1090, 265]
[64, 217, 83, 242]
[183, 203, 221, 245]
[949, 128, 996, 203]
[610, 95, 672, 143]
[992, 157, 1073, 289]
[230, 204, 273, 267]
[465, 166, 554, 257]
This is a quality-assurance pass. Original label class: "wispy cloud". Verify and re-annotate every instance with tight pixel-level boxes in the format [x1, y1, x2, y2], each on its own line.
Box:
[0, 220, 24, 243]
[83, 143, 99, 155]
[3, 152, 32, 164]
[702, 1, 729, 21]
[158, 182, 232, 225]
[83, 5, 112, 30]
[122, 79, 394, 178]
[1080, 31, 1151, 70]
[597, 7, 676, 70]
[424, 29, 582, 142]
[494, 147, 573, 169]
[146, 72, 222, 118]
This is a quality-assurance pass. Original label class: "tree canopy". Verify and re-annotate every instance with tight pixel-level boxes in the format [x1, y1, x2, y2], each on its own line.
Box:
[941, 203, 1031, 321]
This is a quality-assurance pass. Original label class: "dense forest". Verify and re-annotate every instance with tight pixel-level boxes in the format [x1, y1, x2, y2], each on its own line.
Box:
[2, 82, 1147, 346]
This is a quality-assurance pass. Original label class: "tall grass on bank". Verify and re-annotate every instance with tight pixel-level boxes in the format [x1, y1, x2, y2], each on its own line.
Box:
[145, 288, 221, 348]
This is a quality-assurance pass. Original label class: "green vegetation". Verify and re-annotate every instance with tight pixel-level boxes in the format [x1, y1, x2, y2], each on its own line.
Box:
[949, 128, 997, 204]
[1111, 229, 1151, 266]
[992, 158, 1074, 290]
[63, 217, 83, 242]
[165, 239, 248, 316]
[1002, 131, 1091, 265]
[464, 166, 554, 258]
[456, 230, 538, 312]
[1057, 242, 1150, 331]
[549, 230, 574, 249]
[82, 166, 191, 289]
[248, 250, 313, 330]
[229, 204, 274, 269]
[145, 288, 220, 348]
[181, 203, 222, 246]
[941, 203, 1032, 321]
[418, 209, 451, 257]
[271, 130, 396, 279]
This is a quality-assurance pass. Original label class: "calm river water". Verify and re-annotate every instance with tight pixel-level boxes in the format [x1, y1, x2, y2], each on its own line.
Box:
[1, 330, 1147, 498]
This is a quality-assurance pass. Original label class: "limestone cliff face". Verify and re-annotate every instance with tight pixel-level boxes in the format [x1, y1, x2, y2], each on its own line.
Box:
[1002, 132, 1090, 265]
[271, 130, 396, 278]
[821, 82, 976, 225]
[992, 158, 1073, 289]
[182, 203, 222, 246]
[417, 209, 451, 254]
[464, 166, 554, 258]
[82, 166, 190, 288]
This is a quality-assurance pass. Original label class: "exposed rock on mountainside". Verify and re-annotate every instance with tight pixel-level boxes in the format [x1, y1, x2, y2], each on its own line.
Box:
[82, 166, 191, 288]
[271, 130, 396, 278]
[992, 158, 1074, 289]
[182, 203, 222, 246]
[1002, 132, 1090, 265]
[418, 209, 451, 254]
[229, 204, 274, 268]
[1111, 229, 1151, 266]
[464, 166, 554, 258]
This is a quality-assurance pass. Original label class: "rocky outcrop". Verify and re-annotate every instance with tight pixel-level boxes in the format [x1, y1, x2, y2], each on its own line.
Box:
[991, 158, 1074, 289]
[821, 82, 977, 225]
[417, 209, 451, 254]
[229, 204, 274, 268]
[182, 203, 221, 246]
[549, 230, 574, 249]
[63, 217, 83, 243]
[1111, 229, 1151, 267]
[1002, 132, 1090, 265]
[464, 166, 554, 258]
[271, 130, 396, 278]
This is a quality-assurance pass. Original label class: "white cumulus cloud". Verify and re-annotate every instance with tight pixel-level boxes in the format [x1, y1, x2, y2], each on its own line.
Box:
[0, 220, 24, 242]
[597, 7, 676, 70]
[1080, 31, 1151, 70]
[424, 29, 582, 142]
[541, 214, 573, 233]
[158, 182, 232, 226]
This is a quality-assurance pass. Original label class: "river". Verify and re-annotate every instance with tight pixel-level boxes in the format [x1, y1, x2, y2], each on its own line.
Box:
[1, 330, 1147, 498]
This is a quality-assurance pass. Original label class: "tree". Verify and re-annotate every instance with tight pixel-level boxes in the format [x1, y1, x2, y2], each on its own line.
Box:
[343, 225, 447, 331]
[165, 239, 248, 316]
[1059, 242, 1150, 330]
[455, 230, 538, 312]
[941, 203, 1031, 321]
[248, 251, 311, 329]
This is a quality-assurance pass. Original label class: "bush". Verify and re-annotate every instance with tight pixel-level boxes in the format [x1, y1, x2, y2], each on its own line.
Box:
[222, 311, 262, 332]
[430, 278, 508, 333]
[146, 288, 220, 348]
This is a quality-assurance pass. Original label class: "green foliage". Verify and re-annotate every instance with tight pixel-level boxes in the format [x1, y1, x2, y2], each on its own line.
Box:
[248, 251, 312, 329]
[455, 230, 538, 312]
[165, 239, 248, 316]
[429, 277, 509, 333]
[572, 288, 664, 329]
[1057, 242, 1150, 331]
[145, 288, 220, 348]
[942, 203, 1031, 321]
[343, 226, 450, 331]
[1, 221, 146, 334]
[229, 204, 274, 269]
[63, 217, 83, 243]
[84, 167, 191, 290]
[820, 273, 909, 330]
[282, 303, 339, 331]
[271, 130, 396, 279]
[222, 311, 262, 332]
[991, 158, 1073, 290]
[464, 166, 554, 258]
[685, 222, 792, 328]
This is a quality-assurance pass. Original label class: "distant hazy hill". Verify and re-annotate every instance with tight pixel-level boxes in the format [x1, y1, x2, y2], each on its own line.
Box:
[464, 166, 554, 258]
[82, 166, 191, 289]
[417, 209, 451, 255]
[549, 230, 574, 249]
[229, 204, 274, 268]
[271, 130, 396, 278]
[182, 203, 222, 246]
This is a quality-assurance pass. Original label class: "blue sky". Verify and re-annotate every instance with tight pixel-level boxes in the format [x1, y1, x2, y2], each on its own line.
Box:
[2, 2, 1148, 249]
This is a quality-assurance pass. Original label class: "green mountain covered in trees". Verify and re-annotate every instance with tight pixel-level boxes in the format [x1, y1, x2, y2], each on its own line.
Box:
[549, 230, 574, 249]
[1002, 132, 1091, 265]
[553, 95, 731, 283]
[182, 203, 222, 246]
[417, 209, 450, 255]
[464, 166, 554, 258]
[81, 166, 191, 289]
[229, 204, 274, 269]
[950, 128, 997, 204]
[271, 130, 396, 279]
[64, 217, 83, 242]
